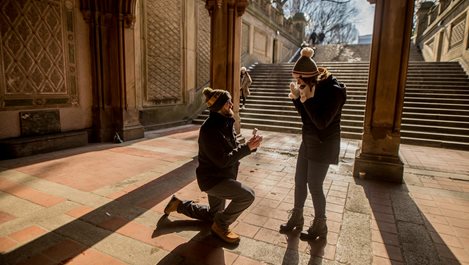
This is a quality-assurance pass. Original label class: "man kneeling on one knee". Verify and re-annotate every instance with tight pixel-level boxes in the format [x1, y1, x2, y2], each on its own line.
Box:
[164, 87, 263, 244]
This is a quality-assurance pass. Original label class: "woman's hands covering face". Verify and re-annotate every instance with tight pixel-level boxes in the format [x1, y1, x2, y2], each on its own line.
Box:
[289, 82, 300, 100]
[299, 83, 315, 103]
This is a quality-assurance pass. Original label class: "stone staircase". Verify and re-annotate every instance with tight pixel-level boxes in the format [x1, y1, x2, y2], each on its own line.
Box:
[193, 61, 469, 150]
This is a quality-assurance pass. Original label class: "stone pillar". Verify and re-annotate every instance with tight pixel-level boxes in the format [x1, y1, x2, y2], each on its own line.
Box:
[80, 0, 144, 142]
[205, 0, 248, 134]
[353, 0, 414, 183]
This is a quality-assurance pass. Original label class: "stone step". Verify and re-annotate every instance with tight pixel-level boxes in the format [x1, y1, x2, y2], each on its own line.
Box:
[247, 93, 469, 102]
[251, 72, 468, 78]
[194, 61, 469, 150]
[250, 79, 469, 86]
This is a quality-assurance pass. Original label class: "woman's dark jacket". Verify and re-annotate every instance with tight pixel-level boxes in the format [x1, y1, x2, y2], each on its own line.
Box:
[292, 73, 347, 164]
[196, 111, 252, 191]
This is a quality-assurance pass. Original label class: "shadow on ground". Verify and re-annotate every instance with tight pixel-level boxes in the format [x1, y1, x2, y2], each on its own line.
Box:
[356, 177, 460, 264]
[0, 158, 198, 264]
[153, 215, 239, 264]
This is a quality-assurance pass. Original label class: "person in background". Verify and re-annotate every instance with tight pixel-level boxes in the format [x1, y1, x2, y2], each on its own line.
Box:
[309, 31, 317, 46]
[279, 47, 346, 241]
[164, 87, 263, 244]
[240, 66, 252, 110]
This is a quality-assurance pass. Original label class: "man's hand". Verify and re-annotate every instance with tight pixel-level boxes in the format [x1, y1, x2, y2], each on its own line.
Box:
[289, 82, 300, 100]
[247, 134, 263, 151]
[299, 84, 315, 103]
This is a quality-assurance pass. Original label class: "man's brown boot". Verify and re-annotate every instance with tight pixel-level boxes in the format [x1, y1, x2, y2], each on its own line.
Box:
[164, 195, 181, 215]
[211, 222, 240, 244]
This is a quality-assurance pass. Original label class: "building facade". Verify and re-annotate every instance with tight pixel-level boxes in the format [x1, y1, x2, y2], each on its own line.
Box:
[415, 0, 469, 72]
[0, 0, 302, 158]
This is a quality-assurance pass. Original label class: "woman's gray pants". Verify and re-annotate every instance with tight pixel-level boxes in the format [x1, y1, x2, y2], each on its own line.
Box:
[176, 178, 255, 229]
[294, 143, 330, 219]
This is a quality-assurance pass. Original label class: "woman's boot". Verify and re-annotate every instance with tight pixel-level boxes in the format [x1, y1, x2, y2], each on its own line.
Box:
[300, 218, 327, 241]
[279, 208, 304, 233]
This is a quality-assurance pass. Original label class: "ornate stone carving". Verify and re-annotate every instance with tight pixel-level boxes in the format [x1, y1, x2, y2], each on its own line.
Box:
[197, 0, 211, 89]
[0, 0, 77, 109]
[144, 0, 182, 105]
[205, 0, 248, 17]
[79, 0, 137, 28]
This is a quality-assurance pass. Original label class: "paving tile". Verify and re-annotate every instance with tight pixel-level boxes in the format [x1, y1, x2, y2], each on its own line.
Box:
[372, 242, 403, 262]
[41, 238, 87, 263]
[262, 218, 284, 231]
[13, 150, 168, 192]
[66, 248, 127, 265]
[435, 243, 468, 263]
[253, 227, 288, 247]
[256, 198, 281, 209]
[369, 203, 394, 215]
[0, 236, 18, 252]
[322, 243, 336, 260]
[233, 222, 261, 238]
[0, 179, 64, 207]
[242, 213, 269, 227]
[326, 195, 346, 206]
[327, 220, 341, 234]
[371, 221, 397, 234]
[8, 225, 48, 243]
[372, 256, 404, 265]
[372, 230, 400, 246]
[233, 255, 267, 265]
[66, 206, 94, 218]
[16, 254, 56, 265]
[1, 126, 469, 265]
[326, 203, 344, 214]
[371, 211, 395, 224]
[0, 211, 16, 224]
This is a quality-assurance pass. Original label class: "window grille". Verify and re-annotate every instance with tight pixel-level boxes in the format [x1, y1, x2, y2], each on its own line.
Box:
[449, 15, 466, 50]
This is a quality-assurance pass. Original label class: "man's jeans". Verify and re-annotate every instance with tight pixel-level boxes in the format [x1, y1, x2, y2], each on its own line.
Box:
[177, 178, 255, 229]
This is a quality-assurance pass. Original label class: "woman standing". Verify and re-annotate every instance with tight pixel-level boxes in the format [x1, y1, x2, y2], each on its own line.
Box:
[240, 66, 252, 109]
[279, 47, 346, 241]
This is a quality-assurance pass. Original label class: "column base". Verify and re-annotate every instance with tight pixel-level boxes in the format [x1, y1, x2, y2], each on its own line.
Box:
[353, 149, 404, 183]
[120, 124, 145, 142]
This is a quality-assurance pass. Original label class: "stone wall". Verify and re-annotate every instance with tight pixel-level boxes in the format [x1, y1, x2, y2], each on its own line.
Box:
[0, 0, 92, 140]
[415, 0, 469, 73]
[241, 1, 303, 66]
[136, 0, 209, 130]
[137, 0, 302, 130]
[0, 0, 303, 141]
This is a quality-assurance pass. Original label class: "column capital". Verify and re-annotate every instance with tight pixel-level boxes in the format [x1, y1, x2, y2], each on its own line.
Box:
[79, 0, 137, 28]
[205, 0, 249, 16]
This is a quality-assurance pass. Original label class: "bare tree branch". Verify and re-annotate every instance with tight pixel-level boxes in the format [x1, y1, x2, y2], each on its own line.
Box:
[321, 0, 351, 3]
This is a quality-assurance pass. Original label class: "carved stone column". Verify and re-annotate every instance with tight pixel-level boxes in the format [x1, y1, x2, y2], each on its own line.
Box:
[80, 0, 144, 142]
[205, 0, 248, 134]
[353, 0, 414, 183]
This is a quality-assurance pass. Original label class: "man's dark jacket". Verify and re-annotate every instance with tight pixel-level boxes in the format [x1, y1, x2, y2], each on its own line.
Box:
[196, 112, 252, 191]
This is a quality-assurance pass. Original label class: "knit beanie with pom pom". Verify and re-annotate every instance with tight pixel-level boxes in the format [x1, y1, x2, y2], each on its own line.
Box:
[203, 87, 231, 112]
[292, 47, 319, 78]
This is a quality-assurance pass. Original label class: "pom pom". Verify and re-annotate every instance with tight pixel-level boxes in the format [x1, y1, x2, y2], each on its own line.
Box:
[300, 47, 314, 58]
[202, 87, 213, 98]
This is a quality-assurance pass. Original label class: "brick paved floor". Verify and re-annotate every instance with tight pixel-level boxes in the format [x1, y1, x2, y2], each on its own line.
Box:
[0, 125, 468, 265]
